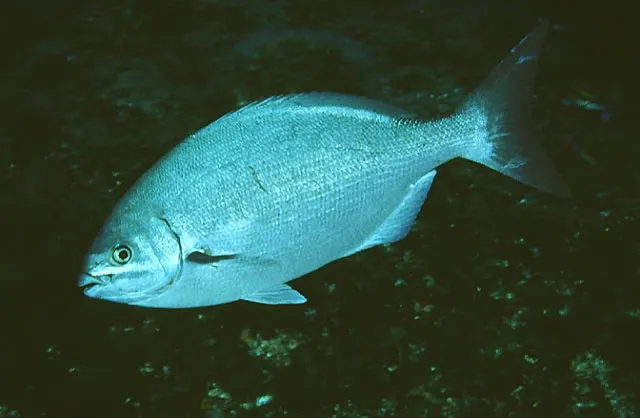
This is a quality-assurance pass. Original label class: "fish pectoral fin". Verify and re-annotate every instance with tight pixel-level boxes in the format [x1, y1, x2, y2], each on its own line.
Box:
[186, 250, 237, 264]
[343, 170, 437, 257]
[242, 284, 307, 305]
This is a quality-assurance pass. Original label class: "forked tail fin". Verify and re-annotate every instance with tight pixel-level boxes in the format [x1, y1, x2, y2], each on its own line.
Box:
[457, 21, 572, 197]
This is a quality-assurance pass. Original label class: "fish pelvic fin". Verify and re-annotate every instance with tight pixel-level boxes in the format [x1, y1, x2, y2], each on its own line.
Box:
[456, 21, 572, 198]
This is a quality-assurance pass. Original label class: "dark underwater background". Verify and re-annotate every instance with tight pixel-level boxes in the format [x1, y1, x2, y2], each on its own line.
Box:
[0, 0, 638, 417]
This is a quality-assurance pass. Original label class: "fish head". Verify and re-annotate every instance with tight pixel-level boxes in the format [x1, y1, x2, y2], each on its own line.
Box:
[78, 213, 183, 305]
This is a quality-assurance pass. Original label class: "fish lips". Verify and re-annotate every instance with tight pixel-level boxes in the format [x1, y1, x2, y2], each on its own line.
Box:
[78, 273, 107, 296]
[77, 272, 159, 304]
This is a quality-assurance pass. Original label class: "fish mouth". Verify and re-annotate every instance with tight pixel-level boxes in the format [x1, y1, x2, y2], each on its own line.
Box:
[78, 273, 108, 295]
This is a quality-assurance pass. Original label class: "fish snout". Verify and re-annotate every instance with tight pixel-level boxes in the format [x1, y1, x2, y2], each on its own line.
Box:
[78, 273, 108, 295]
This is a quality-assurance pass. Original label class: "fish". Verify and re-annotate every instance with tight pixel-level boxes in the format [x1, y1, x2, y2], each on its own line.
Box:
[78, 22, 570, 308]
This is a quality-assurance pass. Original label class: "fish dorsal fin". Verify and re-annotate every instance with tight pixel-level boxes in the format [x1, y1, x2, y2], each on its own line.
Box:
[343, 170, 437, 257]
[229, 93, 417, 120]
[242, 284, 307, 305]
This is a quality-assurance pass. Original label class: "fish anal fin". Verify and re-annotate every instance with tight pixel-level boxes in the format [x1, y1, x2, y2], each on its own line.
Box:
[344, 170, 437, 257]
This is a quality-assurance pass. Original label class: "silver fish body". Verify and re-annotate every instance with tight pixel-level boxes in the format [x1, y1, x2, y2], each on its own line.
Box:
[79, 22, 570, 308]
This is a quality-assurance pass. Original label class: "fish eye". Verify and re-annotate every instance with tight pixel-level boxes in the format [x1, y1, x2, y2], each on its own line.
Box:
[111, 244, 133, 265]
